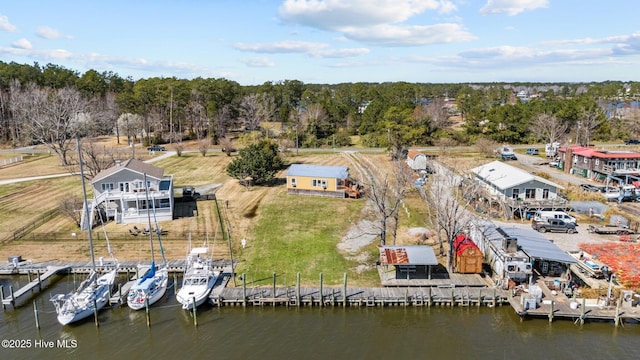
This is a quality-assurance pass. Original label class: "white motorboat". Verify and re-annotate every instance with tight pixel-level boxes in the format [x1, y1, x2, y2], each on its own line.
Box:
[176, 247, 219, 310]
[50, 137, 118, 325]
[127, 262, 168, 310]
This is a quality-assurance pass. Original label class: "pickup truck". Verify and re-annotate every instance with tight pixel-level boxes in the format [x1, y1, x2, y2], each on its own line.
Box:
[532, 219, 576, 234]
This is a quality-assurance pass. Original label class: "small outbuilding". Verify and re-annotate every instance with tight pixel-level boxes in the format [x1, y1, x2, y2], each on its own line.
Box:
[406, 149, 428, 171]
[454, 234, 483, 274]
[286, 164, 360, 198]
[378, 245, 438, 279]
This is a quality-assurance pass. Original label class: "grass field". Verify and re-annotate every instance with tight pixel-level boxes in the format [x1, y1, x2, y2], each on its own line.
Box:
[0, 138, 428, 286]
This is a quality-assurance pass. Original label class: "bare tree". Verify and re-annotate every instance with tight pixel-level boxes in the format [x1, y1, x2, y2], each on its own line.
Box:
[420, 160, 480, 272]
[198, 138, 210, 156]
[426, 98, 451, 128]
[219, 136, 234, 156]
[10, 83, 93, 165]
[239, 93, 276, 132]
[117, 113, 144, 146]
[530, 112, 568, 146]
[212, 105, 232, 142]
[576, 107, 604, 146]
[59, 195, 84, 227]
[365, 160, 410, 245]
[474, 138, 499, 158]
[624, 108, 640, 137]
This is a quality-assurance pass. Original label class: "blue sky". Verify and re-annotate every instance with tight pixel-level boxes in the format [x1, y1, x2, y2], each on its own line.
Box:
[1, 0, 639, 85]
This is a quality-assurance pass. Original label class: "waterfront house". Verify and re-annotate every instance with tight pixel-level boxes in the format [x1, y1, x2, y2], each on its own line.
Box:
[286, 164, 361, 198]
[471, 160, 567, 218]
[469, 222, 576, 288]
[82, 159, 174, 228]
[557, 145, 640, 182]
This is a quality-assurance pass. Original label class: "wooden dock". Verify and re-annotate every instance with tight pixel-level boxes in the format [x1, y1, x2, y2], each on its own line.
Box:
[508, 279, 640, 325]
[1, 265, 69, 307]
[209, 284, 510, 308]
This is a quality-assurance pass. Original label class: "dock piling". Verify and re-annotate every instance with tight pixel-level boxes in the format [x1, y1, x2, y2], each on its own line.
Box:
[174, 273, 178, 295]
[33, 300, 40, 329]
[548, 301, 554, 323]
[319, 273, 323, 306]
[192, 297, 197, 327]
[37, 271, 42, 291]
[93, 298, 99, 327]
[242, 273, 247, 307]
[145, 296, 150, 327]
[296, 273, 301, 307]
[0, 285, 4, 310]
[9, 285, 14, 308]
[343, 273, 347, 308]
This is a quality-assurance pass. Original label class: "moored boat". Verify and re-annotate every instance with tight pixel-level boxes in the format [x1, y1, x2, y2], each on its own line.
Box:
[176, 247, 219, 310]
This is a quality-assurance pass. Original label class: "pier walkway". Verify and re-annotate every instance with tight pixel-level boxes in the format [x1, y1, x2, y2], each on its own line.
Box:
[1, 265, 69, 307]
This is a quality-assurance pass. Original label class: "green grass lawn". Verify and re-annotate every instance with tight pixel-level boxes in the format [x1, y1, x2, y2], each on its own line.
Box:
[234, 190, 382, 287]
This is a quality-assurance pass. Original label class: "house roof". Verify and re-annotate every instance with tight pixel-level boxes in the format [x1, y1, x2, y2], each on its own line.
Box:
[286, 164, 349, 179]
[495, 226, 577, 264]
[91, 159, 165, 183]
[378, 245, 438, 266]
[472, 160, 563, 190]
[560, 146, 640, 159]
[407, 149, 425, 160]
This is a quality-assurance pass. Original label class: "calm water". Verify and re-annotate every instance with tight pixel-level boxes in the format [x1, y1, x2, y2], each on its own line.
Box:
[1, 276, 639, 360]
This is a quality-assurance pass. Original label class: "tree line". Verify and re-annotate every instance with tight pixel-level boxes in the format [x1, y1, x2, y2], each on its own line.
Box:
[1, 61, 640, 166]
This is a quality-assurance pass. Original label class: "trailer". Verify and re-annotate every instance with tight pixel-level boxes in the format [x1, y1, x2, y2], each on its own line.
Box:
[587, 224, 635, 235]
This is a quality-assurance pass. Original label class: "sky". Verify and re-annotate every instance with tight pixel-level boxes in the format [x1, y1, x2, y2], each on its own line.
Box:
[1, 0, 639, 85]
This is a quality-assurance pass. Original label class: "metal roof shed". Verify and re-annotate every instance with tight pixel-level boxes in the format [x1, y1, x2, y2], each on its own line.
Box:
[498, 227, 577, 264]
[379, 245, 438, 280]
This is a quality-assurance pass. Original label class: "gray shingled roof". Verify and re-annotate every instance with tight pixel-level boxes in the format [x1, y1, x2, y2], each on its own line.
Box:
[91, 159, 165, 183]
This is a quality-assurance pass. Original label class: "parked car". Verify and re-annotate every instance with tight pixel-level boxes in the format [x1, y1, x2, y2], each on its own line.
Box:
[532, 219, 576, 234]
[548, 160, 559, 167]
[624, 139, 640, 145]
[525, 148, 539, 155]
[147, 145, 166, 151]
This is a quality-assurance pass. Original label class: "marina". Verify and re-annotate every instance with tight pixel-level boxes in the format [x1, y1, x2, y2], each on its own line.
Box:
[2, 258, 640, 327]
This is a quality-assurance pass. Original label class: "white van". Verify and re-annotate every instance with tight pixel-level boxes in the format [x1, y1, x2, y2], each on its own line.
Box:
[534, 211, 576, 224]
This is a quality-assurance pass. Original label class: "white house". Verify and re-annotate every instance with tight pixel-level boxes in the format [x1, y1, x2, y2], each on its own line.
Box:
[82, 159, 174, 228]
[471, 160, 563, 202]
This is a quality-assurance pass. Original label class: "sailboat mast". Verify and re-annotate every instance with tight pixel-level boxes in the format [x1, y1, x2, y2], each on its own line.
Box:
[144, 173, 156, 264]
[77, 137, 96, 272]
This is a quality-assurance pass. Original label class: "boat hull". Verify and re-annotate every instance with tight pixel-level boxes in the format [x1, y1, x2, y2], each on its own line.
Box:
[127, 267, 168, 310]
[52, 269, 117, 326]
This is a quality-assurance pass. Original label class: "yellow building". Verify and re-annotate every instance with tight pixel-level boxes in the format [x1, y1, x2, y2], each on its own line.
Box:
[286, 164, 359, 198]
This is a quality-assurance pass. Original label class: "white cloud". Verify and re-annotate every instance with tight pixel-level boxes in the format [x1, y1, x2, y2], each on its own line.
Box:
[235, 40, 328, 54]
[278, 0, 466, 46]
[11, 38, 32, 50]
[279, 0, 456, 29]
[234, 40, 368, 58]
[344, 23, 476, 46]
[241, 57, 276, 68]
[0, 14, 17, 32]
[479, 0, 548, 16]
[36, 26, 66, 39]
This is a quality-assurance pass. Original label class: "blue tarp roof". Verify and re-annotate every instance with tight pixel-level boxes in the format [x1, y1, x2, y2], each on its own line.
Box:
[286, 164, 349, 179]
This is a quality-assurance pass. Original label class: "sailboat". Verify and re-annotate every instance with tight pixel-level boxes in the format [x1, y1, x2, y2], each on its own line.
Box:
[50, 138, 118, 325]
[176, 244, 219, 310]
[127, 173, 168, 310]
